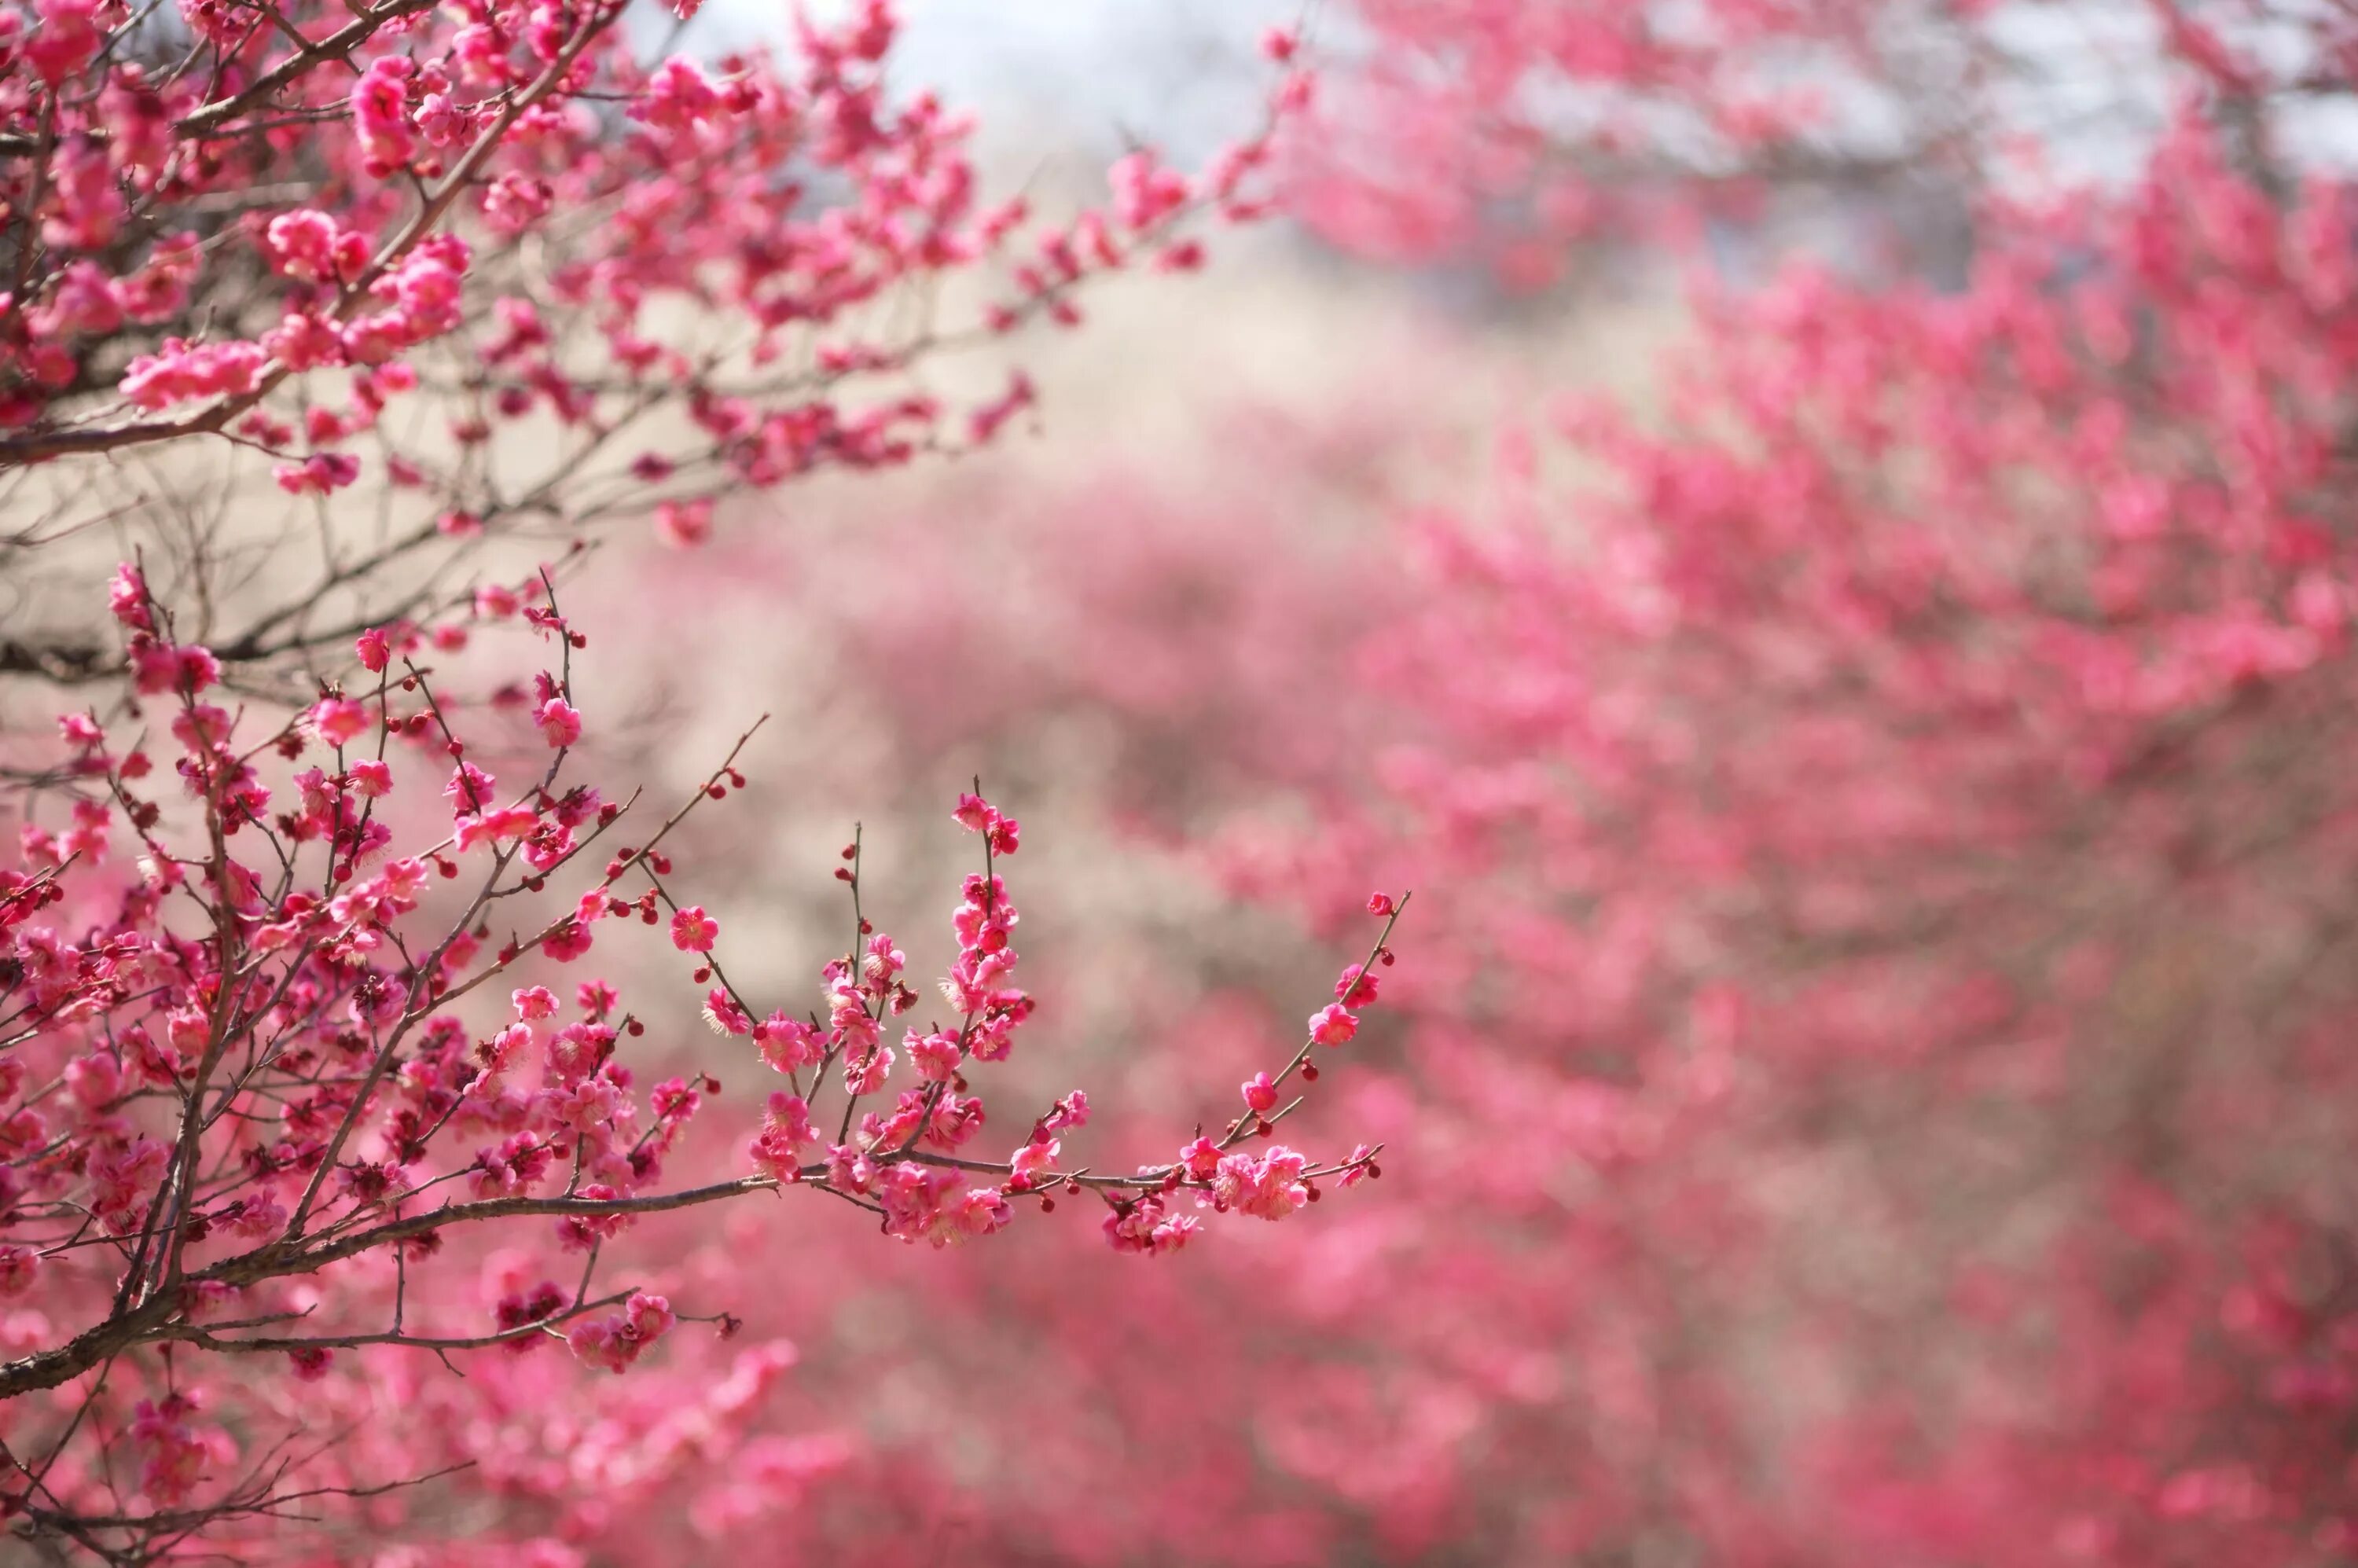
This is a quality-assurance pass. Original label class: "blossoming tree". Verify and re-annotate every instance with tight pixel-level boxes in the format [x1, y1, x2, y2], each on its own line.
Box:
[0, 2, 1399, 1561]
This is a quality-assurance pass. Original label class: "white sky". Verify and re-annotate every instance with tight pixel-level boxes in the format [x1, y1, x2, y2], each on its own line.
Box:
[700, 0, 1290, 163]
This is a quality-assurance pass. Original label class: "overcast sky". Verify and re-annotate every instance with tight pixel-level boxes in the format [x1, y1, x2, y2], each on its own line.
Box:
[699, 0, 1290, 164]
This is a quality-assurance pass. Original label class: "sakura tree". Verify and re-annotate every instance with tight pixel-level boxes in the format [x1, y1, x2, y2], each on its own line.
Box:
[0, 3, 1404, 1562]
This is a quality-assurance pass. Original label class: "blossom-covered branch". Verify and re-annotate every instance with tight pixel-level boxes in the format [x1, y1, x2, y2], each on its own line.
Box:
[0, 554, 1401, 1559]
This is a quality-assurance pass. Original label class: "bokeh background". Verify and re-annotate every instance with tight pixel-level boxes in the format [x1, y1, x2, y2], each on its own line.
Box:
[529, 3, 2358, 1563]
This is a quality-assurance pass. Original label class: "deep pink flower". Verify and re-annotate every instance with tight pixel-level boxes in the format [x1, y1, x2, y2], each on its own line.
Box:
[1309, 1003, 1358, 1047]
[535, 697, 582, 748]
[354, 626, 391, 672]
[671, 906, 718, 952]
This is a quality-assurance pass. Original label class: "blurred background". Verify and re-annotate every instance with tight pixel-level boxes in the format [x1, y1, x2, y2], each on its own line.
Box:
[516, 2, 2358, 1563]
[478, 1, 2358, 1562]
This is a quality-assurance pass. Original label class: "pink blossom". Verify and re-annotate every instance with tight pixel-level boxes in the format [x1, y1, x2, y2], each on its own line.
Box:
[64, 1052, 121, 1110]
[1043, 1088, 1089, 1132]
[635, 58, 725, 131]
[119, 340, 265, 409]
[307, 697, 370, 747]
[263, 210, 367, 283]
[670, 906, 719, 952]
[1009, 1137, 1060, 1183]
[1309, 1003, 1358, 1047]
[750, 1092, 817, 1179]
[1108, 150, 1192, 231]
[703, 989, 751, 1035]
[655, 498, 713, 548]
[1211, 1147, 1310, 1221]
[566, 1291, 674, 1373]
[455, 807, 540, 850]
[534, 697, 582, 747]
[757, 1012, 826, 1074]
[350, 56, 416, 175]
[107, 564, 152, 630]
[1104, 1192, 1196, 1255]
[274, 453, 362, 497]
[905, 1027, 962, 1082]
[26, 0, 101, 84]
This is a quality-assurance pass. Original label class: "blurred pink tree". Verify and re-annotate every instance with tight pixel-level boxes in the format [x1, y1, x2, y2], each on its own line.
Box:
[663, 4, 2358, 1562]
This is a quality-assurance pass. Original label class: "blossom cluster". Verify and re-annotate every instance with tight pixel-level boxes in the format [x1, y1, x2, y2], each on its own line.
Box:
[0, 0, 1313, 692]
[0, 560, 1400, 1560]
